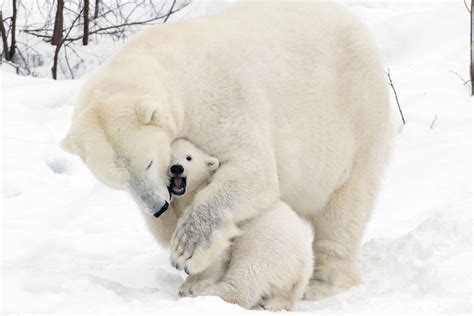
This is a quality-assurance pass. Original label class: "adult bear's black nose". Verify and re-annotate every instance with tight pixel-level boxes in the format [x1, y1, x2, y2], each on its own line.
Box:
[154, 201, 169, 218]
[170, 164, 184, 175]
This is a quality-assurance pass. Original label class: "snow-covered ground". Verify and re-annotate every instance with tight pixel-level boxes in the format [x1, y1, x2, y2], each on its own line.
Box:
[1, 1, 472, 314]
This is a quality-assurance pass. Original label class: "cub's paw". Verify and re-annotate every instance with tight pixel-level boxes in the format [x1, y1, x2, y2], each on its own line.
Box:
[179, 275, 218, 297]
[260, 297, 293, 311]
[200, 282, 255, 310]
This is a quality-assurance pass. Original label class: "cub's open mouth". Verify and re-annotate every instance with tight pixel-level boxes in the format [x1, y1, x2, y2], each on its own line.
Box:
[170, 176, 186, 196]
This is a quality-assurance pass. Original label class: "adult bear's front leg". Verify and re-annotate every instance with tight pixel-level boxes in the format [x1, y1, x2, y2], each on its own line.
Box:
[170, 156, 278, 274]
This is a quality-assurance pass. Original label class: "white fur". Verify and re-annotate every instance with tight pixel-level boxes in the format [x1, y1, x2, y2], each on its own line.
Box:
[156, 139, 313, 311]
[62, 1, 392, 301]
[196, 203, 314, 311]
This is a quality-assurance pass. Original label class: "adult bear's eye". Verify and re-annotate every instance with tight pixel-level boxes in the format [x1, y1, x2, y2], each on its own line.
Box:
[146, 160, 153, 170]
[186, 156, 192, 161]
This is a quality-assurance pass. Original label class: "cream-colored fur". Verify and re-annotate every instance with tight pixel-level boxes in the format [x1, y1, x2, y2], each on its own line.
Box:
[194, 204, 314, 311]
[153, 139, 313, 311]
[62, 1, 392, 301]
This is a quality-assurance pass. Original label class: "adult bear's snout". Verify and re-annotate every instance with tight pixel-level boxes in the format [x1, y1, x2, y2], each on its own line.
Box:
[153, 201, 169, 218]
[129, 175, 171, 218]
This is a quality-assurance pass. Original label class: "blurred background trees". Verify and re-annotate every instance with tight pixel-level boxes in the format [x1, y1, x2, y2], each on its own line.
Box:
[1, 0, 190, 79]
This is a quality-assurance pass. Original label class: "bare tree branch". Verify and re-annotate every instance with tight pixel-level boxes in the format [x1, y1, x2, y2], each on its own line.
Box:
[430, 114, 438, 129]
[7, 0, 191, 78]
[23, 3, 188, 44]
[164, 0, 177, 23]
[464, 0, 471, 13]
[387, 68, 406, 126]
[0, 11, 11, 60]
[63, 41, 75, 78]
[64, 5, 187, 42]
[449, 69, 472, 85]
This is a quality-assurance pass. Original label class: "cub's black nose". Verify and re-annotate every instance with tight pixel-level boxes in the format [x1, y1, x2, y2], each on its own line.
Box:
[154, 201, 169, 218]
[170, 164, 184, 175]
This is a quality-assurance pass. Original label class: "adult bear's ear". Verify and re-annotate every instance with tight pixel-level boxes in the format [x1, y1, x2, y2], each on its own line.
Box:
[206, 157, 219, 171]
[136, 102, 159, 125]
[135, 101, 176, 134]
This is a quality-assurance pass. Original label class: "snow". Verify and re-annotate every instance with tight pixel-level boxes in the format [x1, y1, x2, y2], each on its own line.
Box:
[1, 0, 472, 314]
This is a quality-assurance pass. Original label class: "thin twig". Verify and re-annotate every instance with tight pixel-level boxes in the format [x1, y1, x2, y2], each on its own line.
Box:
[430, 114, 437, 129]
[449, 69, 471, 85]
[464, 0, 471, 13]
[11, 44, 31, 75]
[386, 68, 406, 125]
[65, 42, 86, 73]
[164, 0, 177, 23]
[63, 41, 74, 78]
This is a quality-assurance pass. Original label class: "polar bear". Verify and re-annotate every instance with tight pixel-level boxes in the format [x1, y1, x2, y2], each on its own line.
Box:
[150, 139, 313, 310]
[61, 1, 392, 300]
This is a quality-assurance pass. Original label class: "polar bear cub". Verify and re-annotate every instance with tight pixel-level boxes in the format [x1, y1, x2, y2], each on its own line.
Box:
[168, 139, 314, 311]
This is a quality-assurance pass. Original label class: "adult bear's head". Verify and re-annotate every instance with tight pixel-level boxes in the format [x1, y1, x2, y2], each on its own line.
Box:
[61, 95, 179, 218]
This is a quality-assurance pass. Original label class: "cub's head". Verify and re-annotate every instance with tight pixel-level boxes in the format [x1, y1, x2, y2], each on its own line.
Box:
[61, 95, 179, 218]
[168, 139, 219, 197]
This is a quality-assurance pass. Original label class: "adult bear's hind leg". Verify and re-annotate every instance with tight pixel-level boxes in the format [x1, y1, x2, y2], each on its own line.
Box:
[304, 157, 384, 300]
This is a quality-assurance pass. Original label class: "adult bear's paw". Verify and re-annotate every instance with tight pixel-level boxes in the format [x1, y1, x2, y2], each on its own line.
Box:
[170, 210, 239, 274]
[303, 253, 361, 300]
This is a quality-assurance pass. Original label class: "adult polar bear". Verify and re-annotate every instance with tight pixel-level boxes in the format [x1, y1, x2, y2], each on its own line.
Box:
[62, 2, 392, 300]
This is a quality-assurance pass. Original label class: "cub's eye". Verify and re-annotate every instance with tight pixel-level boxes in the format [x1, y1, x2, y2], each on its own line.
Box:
[145, 160, 153, 170]
[186, 156, 192, 161]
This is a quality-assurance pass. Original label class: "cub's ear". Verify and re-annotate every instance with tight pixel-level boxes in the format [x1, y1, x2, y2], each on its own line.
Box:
[60, 133, 81, 156]
[206, 157, 219, 171]
[135, 101, 176, 134]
